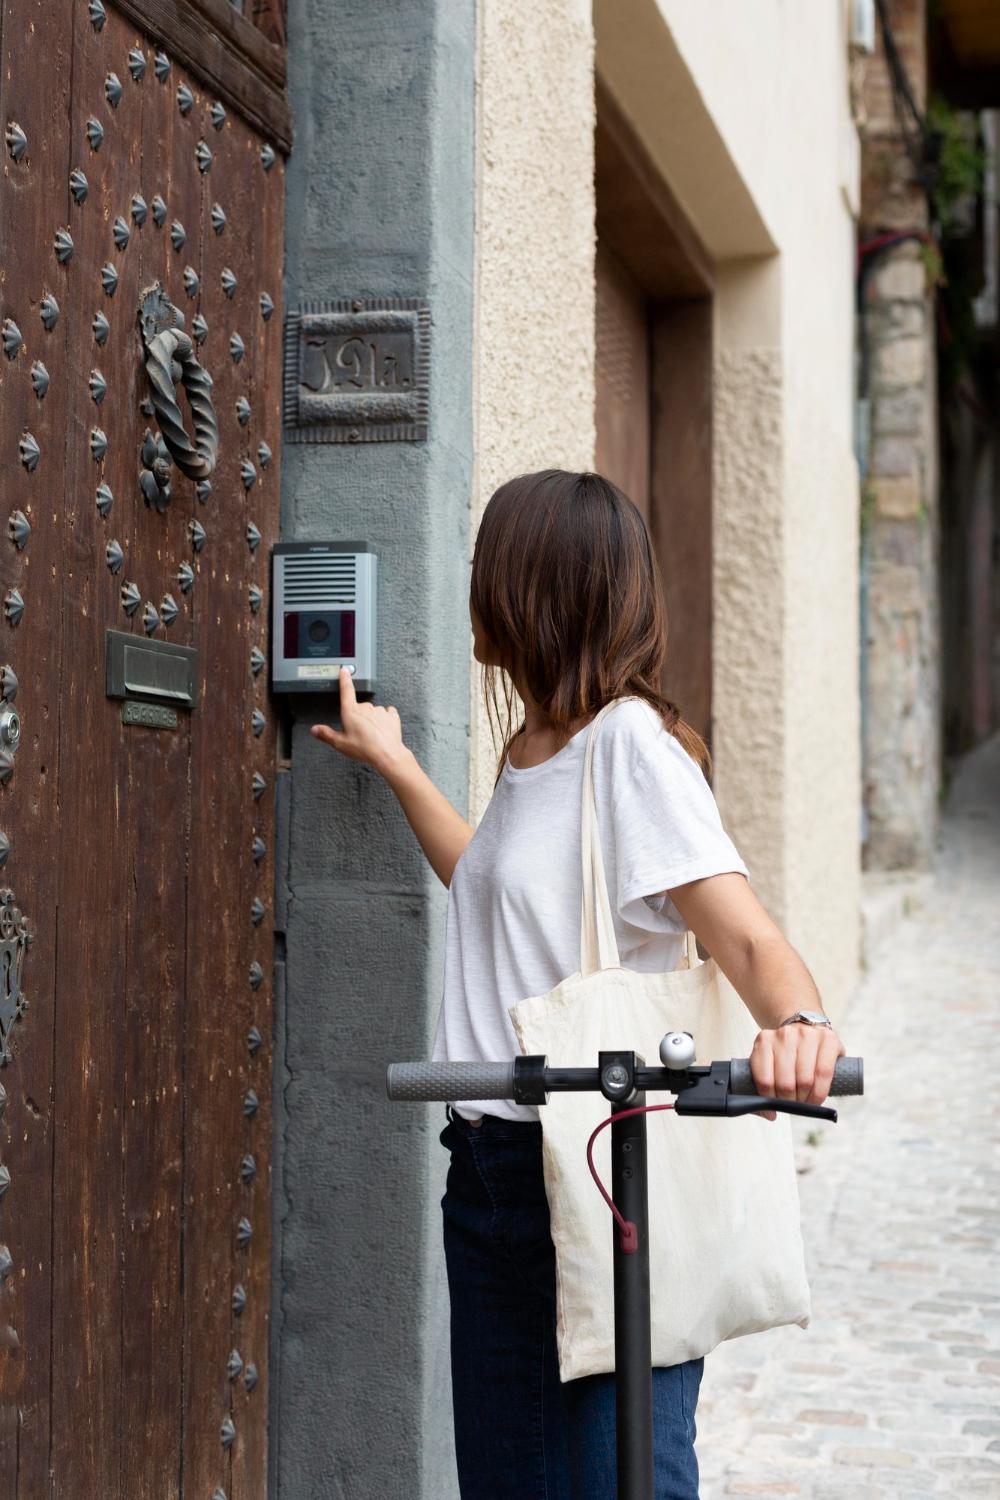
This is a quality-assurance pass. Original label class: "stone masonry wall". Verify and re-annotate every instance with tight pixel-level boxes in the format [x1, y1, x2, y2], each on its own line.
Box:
[860, 0, 941, 867]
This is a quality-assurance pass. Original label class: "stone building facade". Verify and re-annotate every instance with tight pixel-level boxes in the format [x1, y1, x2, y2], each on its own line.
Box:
[274, 3, 864, 1496]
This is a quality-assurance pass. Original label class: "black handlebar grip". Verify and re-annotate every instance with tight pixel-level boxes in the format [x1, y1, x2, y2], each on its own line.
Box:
[729, 1055, 863, 1097]
[386, 1061, 517, 1102]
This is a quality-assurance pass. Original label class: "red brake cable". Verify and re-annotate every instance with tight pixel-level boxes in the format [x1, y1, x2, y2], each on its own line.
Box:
[586, 1102, 675, 1254]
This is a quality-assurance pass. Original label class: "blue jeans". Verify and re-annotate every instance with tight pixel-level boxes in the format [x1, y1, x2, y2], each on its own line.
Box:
[440, 1107, 703, 1499]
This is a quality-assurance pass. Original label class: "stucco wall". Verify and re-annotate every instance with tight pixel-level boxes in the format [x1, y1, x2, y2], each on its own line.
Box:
[474, 0, 863, 1016]
[469, 0, 596, 814]
[774, 0, 861, 1017]
[712, 334, 786, 928]
[276, 3, 475, 1497]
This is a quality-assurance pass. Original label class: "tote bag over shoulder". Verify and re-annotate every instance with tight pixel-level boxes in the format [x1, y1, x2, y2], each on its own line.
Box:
[507, 697, 812, 1382]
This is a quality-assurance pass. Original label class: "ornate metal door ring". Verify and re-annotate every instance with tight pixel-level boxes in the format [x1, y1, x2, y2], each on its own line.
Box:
[140, 284, 219, 482]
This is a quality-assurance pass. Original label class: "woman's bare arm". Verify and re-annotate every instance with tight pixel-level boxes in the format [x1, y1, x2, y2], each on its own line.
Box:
[668, 872, 846, 1115]
[310, 667, 473, 888]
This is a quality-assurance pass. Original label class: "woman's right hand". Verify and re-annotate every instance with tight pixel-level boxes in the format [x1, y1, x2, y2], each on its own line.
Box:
[310, 667, 412, 781]
[311, 667, 473, 887]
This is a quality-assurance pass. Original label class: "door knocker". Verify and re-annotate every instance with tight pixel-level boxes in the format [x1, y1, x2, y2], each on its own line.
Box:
[139, 283, 219, 487]
[139, 427, 174, 513]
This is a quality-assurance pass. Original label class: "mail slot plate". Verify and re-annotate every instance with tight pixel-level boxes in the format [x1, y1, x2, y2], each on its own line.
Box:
[106, 629, 198, 708]
[123, 701, 178, 730]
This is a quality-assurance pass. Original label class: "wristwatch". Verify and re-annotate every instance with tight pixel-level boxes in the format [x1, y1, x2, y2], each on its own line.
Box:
[779, 1009, 833, 1029]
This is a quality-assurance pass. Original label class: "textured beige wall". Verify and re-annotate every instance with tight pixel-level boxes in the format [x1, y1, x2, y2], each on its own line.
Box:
[471, 0, 861, 1017]
[468, 0, 596, 816]
[774, 0, 861, 1021]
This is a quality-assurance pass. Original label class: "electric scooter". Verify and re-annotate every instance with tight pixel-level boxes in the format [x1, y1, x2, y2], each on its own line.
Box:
[387, 1035, 864, 1500]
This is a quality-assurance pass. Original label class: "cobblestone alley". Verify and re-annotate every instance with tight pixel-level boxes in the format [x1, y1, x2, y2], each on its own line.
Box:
[695, 733, 1000, 1498]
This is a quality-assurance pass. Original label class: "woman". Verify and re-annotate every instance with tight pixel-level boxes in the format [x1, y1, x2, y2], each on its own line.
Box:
[311, 469, 846, 1499]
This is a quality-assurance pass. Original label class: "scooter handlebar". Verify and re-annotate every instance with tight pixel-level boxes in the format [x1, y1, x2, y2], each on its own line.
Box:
[729, 1055, 863, 1096]
[386, 1055, 864, 1103]
[387, 1060, 517, 1102]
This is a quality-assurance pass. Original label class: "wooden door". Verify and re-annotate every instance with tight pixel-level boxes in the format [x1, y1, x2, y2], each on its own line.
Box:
[595, 240, 652, 524]
[0, 3, 289, 1496]
[594, 84, 716, 747]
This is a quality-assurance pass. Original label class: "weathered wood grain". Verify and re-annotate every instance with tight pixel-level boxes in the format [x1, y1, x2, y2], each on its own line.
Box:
[109, 0, 291, 150]
[48, 2, 141, 1492]
[0, 3, 72, 1489]
[0, 4, 283, 1494]
[229, 106, 283, 1500]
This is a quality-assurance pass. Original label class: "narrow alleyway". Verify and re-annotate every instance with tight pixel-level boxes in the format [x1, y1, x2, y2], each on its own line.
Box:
[695, 734, 1000, 1498]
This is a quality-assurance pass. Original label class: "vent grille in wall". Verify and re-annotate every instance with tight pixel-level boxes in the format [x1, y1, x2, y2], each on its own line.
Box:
[283, 553, 356, 606]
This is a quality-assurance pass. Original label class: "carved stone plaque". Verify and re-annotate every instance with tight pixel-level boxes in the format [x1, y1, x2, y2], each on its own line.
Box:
[283, 298, 429, 443]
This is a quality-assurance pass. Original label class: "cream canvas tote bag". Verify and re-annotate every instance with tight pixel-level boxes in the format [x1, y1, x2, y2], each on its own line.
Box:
[508, 698, 812, 1382]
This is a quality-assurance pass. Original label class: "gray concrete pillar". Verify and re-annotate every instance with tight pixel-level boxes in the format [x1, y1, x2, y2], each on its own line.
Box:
[272, 4, 475, 1495]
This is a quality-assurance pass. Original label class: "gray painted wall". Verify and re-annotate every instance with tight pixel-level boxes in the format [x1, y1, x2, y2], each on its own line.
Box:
[272, 3, 475, 1495]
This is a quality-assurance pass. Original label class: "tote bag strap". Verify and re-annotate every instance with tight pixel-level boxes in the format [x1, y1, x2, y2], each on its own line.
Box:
[579, 697, 702, 978]
[580, 699, 628, 976]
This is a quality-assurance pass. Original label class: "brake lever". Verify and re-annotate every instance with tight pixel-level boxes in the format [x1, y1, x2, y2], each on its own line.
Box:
[671, 1064, 838, 1123]
[725, 1095, 838, 1123]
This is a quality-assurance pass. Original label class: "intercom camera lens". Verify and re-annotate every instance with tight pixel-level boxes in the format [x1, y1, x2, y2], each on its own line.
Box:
[307, 620, 331, 643]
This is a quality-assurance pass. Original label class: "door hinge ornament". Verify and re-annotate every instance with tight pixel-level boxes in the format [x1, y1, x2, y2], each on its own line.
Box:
[0, 888, 33, 1066]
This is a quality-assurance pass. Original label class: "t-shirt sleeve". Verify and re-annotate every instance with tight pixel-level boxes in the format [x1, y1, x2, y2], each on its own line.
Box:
[601, 701, 750, 936]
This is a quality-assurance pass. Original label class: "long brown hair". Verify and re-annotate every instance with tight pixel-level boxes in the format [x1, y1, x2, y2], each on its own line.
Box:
[471, 469, 710, 779]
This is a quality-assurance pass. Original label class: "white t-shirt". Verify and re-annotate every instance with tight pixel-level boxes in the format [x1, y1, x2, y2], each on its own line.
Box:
[430, 697, 750, 1122]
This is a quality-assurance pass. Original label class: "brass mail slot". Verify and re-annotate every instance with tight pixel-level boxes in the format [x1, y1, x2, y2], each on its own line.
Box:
[106, 629, 198, 709]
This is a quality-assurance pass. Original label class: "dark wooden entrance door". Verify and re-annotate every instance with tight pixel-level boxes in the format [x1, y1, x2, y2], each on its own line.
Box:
[594, 82, 715, 748]
[0, 4, 289, 1495]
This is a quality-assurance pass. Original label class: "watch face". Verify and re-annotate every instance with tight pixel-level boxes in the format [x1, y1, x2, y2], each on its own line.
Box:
[800, 1010, 829, 1024]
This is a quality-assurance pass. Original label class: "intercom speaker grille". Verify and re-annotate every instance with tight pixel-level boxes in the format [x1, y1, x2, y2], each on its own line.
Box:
[283, 553, 356, 607]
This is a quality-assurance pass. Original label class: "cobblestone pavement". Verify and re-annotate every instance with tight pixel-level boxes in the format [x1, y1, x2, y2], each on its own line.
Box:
[695, 733, 1000, 1498]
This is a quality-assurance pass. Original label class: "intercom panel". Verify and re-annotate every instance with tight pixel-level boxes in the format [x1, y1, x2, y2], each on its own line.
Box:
[270, 541, 377, 694]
